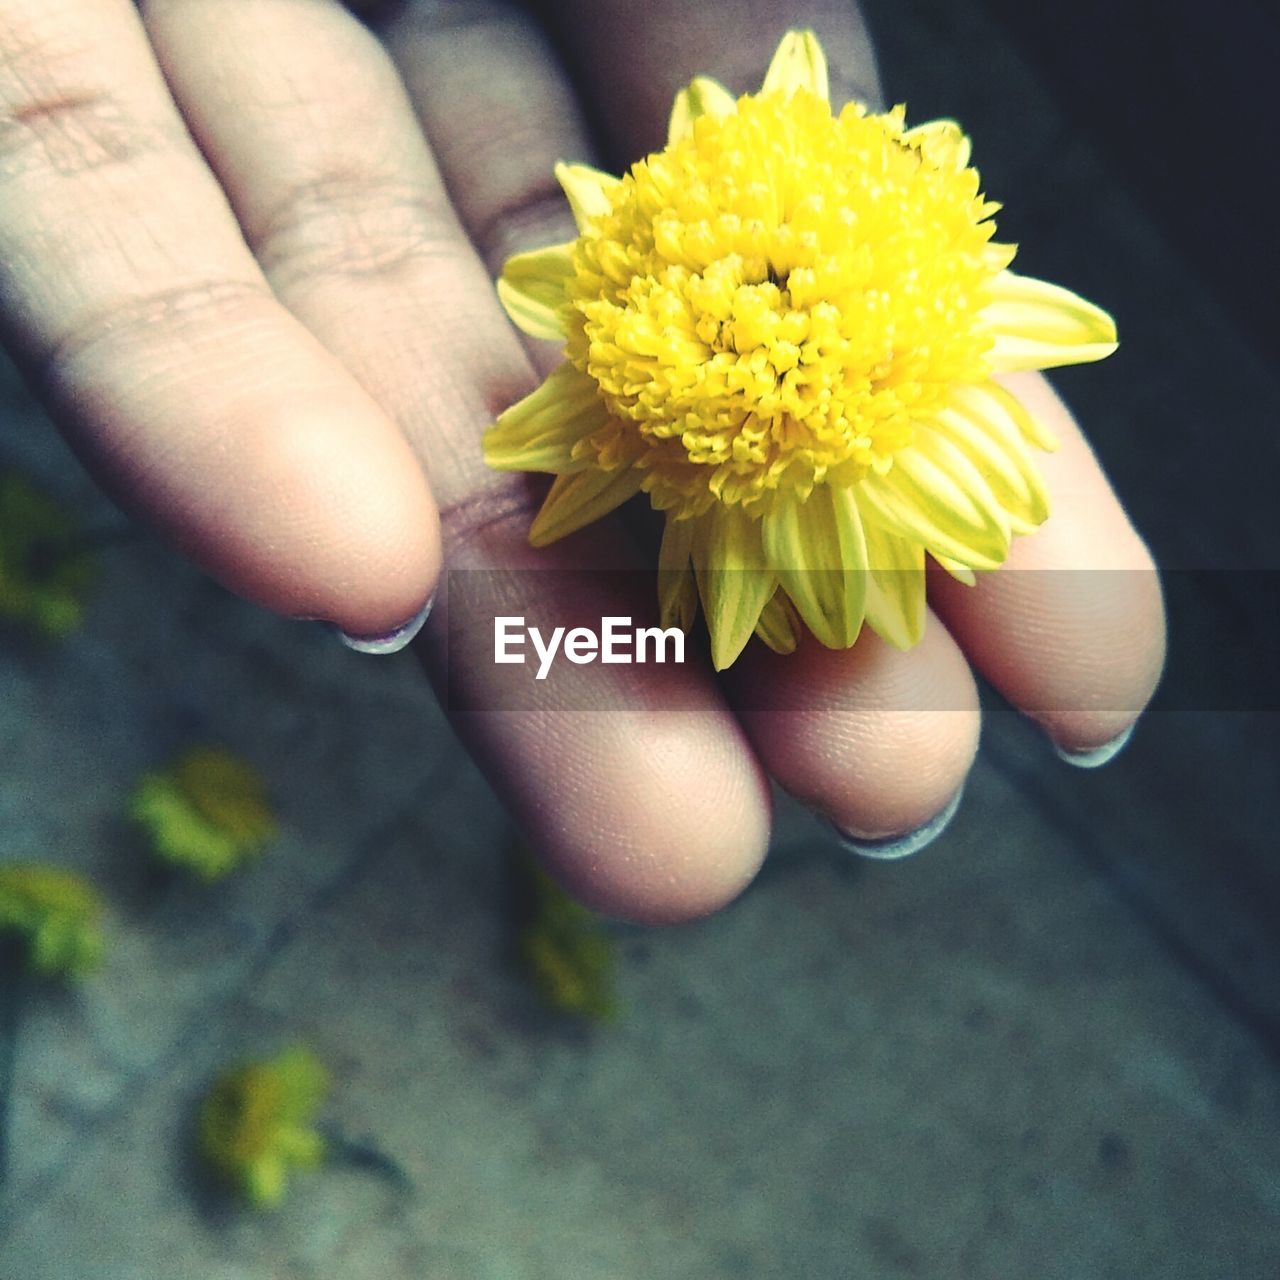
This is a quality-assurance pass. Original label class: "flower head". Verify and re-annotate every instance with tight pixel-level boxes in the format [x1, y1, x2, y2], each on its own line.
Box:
[129, 745, 277, 882]
[485, 31, 1117, 668]
[0, 862, 105, 978]
[197, 1045, 329, 1208]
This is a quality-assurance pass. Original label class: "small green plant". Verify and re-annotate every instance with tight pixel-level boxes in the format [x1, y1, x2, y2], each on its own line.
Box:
[197, 1045, 329, 1209]
[130, 746, 277, 881]
[0, 861, 105, 979]
[0, 471, 96, 639]
[517, 854, 618, 1022]
[0, 862, 105, 1185]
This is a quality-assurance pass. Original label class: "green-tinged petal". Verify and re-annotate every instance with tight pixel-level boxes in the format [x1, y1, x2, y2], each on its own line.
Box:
[763, 487, 866, 649]
[903, 118, 972, 171]
[484, 365, 608, 474]
[862, 520, 926, 650]
[658, 516, 698, 631]
[930, 553, 977, 587]
[761, 30, 829, 101]
[754, 591, 800, 655]
[667, 76, 737, 146]
[555, 161, 620, 231]
[529, 466, 642, 547]
[926, 387, 1052, 534]
[692, 508, 776, 670]
[984, 271, 1118, 371]
[983, 241, 1018, 272]
[496, 242, 574, 340]
[859, 437, 1011, 570]
[972, 378, 1059, 451]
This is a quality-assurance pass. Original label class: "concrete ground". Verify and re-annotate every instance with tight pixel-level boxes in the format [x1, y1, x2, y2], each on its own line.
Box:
[2, 0, 1278, 1276]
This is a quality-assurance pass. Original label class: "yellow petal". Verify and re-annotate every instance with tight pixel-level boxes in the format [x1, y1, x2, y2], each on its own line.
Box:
[962, 376, 1059, 453]
[754, 591, 800, 655]
[984, 271, 1118, 372]
[983, 241, 1018, 272]
[973, 377, 1059, 452]
[859, 438, 1011, 570]
[763, 487, 866, 649]
[903, 119, 972, 171]
[927, 384, 1052, 534]
[555, 162, 620, 231]
[929, 553, 977, 587]
[658, 516, 698, 632]
[692, 508, 776, 670]
[528, 466, 641, 547]
[667, 76, 737, 147]
[496, 242, 574, 341]
[761, 30, 829, 102]
[484, 365, 607, 473]
[862, 520, 926, 650]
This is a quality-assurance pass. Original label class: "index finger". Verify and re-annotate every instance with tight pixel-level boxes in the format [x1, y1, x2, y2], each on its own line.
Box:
[0, 0, 440, 634]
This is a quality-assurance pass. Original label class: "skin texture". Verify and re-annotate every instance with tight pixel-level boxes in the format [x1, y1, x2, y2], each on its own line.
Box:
[0, 0, 1165, 922]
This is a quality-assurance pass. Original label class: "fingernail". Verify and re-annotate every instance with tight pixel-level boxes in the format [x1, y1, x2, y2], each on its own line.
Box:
[832, 786, 965, 861]
[1054, 723, 1135, 770]
[336, 595, 434, 655]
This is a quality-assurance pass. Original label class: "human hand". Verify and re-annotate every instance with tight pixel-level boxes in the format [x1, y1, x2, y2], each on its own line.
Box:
[0, 0, 1165, 922]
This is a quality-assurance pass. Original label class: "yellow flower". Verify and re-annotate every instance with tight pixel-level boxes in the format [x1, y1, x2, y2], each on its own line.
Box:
[484, 31, 1117, 669]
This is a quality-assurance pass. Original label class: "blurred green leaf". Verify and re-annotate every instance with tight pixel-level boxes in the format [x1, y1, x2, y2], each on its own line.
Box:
[0, 472, 95, 640]
[130, 746, 277, 881]
[517, 852, 618, 1023]
[197, 1045, 329, 1209]
[0, 862, 105, 979]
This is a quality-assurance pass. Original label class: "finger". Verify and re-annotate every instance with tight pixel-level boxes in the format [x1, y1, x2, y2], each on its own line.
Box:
[730, 616, 980, 843]
[546, 0, 983, 842]
[929, 373, 1166, 754]
[0, 0, 439, 632]
[546, 0, 883, 164]
[383, 0, 591, 379]
[144, 0, 772, 921]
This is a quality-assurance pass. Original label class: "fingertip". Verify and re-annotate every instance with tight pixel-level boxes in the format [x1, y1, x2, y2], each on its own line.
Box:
[540, 727, 768, 926]
[1027, 566, 1165, 757]
[733, 621, 981, 845]
[178, 398, 442, 635]
[430, 530, 772, 926]
[833, 782, 965, 859]
[48, 303, 443, 638]
[336, 592, 436, 655]
[1053, 723, 1135, 769]
[931, 375, 1168, 757]
[519, 712, 772, 926]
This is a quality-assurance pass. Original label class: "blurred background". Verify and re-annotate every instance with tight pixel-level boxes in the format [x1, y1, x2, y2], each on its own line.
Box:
[1, 0, 1277, 1276]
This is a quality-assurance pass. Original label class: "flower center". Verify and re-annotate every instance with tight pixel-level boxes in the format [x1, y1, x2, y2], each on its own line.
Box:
[564, 91, 1002, 516]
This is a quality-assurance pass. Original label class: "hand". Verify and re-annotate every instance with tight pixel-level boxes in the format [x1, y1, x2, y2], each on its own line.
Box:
[0, 0, 1165, 922]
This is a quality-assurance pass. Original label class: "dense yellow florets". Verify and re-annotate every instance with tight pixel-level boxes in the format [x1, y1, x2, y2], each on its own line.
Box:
[563, 92, 1003, 518]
